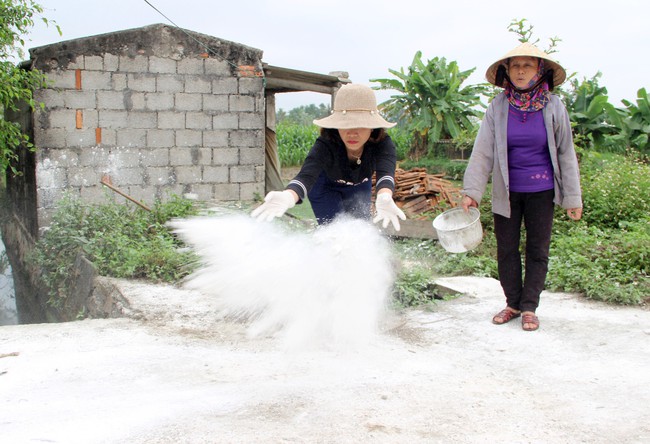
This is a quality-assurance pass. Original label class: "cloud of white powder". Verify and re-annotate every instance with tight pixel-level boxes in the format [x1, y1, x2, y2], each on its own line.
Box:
[171, 215, 395, 351]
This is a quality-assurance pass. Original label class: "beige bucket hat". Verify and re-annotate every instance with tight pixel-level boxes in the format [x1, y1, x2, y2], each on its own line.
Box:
[313, 83, 396, 129]
[485, 42, 566, 88]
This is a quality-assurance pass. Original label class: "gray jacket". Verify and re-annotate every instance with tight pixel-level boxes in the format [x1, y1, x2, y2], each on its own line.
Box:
[462, 93, 583, 218]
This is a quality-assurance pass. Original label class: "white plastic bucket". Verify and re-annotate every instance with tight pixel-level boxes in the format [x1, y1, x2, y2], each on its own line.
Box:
[432, 207, 483, 253]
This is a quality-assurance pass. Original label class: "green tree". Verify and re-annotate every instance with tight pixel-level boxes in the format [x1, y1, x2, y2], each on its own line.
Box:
[0, 0, 60, 174]
[277, 103, 331, 126]
[618, 88, 650, 155]
[371, 51, 486, 158]
[560, 72, 622, 149]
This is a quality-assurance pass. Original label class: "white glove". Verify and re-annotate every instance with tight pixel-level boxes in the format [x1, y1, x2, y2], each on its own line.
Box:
[373, 193, 406, 231]
[251, 190, 296, 222]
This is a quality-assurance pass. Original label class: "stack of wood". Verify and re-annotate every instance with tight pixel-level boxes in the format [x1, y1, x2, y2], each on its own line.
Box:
[373, 167, 462, 220]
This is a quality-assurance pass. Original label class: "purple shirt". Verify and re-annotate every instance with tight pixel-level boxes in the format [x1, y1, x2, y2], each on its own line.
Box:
[507, 105, 554, 192]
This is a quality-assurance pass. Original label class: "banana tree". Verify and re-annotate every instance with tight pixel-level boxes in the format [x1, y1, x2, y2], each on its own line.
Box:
[371, 51, 486, 158]
[619, 88, 650, 154]
[561, 72, 622, 148]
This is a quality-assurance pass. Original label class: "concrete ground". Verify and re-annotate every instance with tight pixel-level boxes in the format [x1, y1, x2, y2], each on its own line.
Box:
[2, 276, 649, 444]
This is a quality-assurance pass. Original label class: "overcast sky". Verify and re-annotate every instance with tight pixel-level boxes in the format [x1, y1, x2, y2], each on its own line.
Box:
[24, 0, 649, 111]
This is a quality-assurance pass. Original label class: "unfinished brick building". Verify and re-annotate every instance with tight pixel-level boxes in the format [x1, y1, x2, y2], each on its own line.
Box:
[21, 24, 266, 228]
[6, 23, 349, 235]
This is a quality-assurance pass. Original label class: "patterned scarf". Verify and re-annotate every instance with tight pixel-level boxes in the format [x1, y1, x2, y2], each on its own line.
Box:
[504, 59, 550, 111]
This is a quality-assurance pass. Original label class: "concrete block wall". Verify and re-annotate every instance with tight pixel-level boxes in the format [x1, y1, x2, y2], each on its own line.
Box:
[28, 24, 266, 228]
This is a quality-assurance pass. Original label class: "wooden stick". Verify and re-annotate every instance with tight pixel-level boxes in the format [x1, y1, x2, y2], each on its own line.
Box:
[100, 178, 152, 212]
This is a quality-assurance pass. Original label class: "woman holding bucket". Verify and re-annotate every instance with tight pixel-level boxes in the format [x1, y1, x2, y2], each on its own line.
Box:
[252, 83, 406, 231]
[461, 42, 582, 331]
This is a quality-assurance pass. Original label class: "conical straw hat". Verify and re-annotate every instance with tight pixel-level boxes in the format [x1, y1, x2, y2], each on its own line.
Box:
[485, 42, 566, 88]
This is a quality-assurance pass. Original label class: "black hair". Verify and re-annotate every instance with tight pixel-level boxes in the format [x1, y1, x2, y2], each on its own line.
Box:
[495, 64, 508, 88]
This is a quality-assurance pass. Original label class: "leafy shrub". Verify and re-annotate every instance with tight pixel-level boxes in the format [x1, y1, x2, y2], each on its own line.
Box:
[579, 151, 650, 229]
[391, 230, 498, 308]
[386, 127, 413, 161]
[539, 152, 649, 304]
[560, 72, 622, 150]
[424, 230, 498, 279]
[391, 240, 443, 308]
[392, 267, 439, 308]
[547, 223, 649, 304]
[617, 88, 650, 155]
[30, 194, 200, 306]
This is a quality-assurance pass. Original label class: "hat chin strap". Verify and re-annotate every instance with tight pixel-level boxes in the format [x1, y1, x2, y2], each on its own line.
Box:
[497, 65, 555, 92]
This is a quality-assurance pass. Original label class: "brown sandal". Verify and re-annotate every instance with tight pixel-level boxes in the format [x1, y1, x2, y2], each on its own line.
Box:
[492, 308, 521, 325]
[522, 313, 540, 331]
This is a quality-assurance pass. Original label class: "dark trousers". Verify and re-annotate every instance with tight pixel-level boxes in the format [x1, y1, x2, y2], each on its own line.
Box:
[493, 189, 555, 313]
[308, 172, 372, 225]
